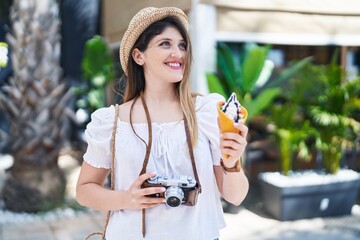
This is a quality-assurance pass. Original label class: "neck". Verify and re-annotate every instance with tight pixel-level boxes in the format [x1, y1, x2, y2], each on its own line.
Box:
[139, 84, 183, 123]
[143, 85, 178, 104]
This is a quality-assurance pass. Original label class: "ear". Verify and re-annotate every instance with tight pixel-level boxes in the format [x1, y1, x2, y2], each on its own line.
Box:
[132, 48, 144, 66]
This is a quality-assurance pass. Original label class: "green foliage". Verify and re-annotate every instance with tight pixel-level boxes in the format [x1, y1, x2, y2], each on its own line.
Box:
[241, 44, 270, 93]
[304, 64, 360, 173]
[271, 61, 360, 174]
[206, 42, 310, 121]
[206, 42, 312, 174]
[267, 101, 317, 175]
[206, 72, 226, 97]
[0, 42, 8, 68]
[73, 35, 114, 117]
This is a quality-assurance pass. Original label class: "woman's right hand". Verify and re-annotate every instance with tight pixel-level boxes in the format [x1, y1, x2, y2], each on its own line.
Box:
[124, 172, 166, 210]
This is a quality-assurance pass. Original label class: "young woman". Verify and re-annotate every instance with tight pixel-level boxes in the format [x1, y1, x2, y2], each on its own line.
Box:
[76, 7, 249, 240]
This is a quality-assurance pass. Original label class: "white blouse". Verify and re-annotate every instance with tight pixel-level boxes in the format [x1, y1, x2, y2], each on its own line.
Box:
[83, 93, 226, 240]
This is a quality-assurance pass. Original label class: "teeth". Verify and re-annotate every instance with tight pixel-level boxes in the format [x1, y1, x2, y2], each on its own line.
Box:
[168, 63, 180, 67]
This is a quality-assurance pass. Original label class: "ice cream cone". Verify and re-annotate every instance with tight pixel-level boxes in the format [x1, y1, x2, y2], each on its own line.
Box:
[217, 101, 248, 134]
[217, 101, 248, 159]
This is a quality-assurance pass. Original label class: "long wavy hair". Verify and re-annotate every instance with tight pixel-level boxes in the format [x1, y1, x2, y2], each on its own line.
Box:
[120, 16, 198, 146]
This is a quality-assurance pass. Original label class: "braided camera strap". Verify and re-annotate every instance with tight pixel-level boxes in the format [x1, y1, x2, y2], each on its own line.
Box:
[85, 104, 119, 240]
[128, 92, 152, 238]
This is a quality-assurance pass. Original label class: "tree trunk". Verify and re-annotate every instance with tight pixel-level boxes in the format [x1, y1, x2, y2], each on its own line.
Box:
[1, 161, 66, 212]
[0, 0, 72, 212]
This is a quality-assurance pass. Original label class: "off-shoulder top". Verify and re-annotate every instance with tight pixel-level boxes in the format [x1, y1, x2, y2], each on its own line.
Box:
[83, 93, 226, 240]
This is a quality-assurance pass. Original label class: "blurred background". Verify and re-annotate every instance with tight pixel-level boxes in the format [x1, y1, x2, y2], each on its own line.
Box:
[0, 0, 360, 239]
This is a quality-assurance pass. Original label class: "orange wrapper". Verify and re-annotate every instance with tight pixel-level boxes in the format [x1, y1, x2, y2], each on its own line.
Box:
[217, 101, 248, 134]
[217, 101, 248, 159]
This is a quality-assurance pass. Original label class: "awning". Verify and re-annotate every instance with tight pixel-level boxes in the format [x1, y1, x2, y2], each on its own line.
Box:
[201, 0, 360, 46]
[103, 0, 360, 46]
[100, 0, 360, 94]
[101, 0, 191, 46]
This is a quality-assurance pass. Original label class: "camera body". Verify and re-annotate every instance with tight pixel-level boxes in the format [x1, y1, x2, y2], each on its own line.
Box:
[142, 175, 199, 207]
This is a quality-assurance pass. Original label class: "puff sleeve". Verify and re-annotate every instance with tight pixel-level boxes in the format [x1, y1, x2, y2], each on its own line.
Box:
[196, 93, 225, 166]
[82, 106, 115, 169]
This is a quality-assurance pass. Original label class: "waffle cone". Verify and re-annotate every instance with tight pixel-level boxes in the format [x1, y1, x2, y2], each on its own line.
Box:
[217, 101, 248, 159]
[217, 101, 248, 134]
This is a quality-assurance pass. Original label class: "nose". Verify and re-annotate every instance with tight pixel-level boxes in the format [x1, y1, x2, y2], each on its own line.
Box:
[170, 46, 182, 58]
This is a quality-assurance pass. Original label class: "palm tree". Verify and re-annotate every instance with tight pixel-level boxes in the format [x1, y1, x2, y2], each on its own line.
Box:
[303, 64, 360, 173]
[0, 0, 73, 212]
[272, 61, 360, 174]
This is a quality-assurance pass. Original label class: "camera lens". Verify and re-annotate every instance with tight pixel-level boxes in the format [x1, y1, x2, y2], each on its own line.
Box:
[165, 186, 184, 207]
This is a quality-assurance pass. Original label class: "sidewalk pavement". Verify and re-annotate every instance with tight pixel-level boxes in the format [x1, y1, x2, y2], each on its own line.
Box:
[1, 189, 360, 240]
[1, 154, 360, 240]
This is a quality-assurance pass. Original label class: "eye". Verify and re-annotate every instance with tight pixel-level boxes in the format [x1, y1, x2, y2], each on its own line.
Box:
[179, 42, 187, 51]
[159, 41, 170, 47]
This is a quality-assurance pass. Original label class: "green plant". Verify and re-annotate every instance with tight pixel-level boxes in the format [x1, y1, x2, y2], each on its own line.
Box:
[0, 42, 8, 68]
[267, 99, 318, 175]
[73, 35, 115, 119]
[300, 63, 360, 173]
[266, 64, 318, 175]
[206, 42, 310, 121]
[273, 57, 360, 175]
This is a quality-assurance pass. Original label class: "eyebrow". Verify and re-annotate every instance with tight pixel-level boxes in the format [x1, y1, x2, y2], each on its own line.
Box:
[154, 37, 185, 44]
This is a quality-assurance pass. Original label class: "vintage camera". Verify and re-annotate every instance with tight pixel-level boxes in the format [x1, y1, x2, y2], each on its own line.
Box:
[142, 175, 199, 207]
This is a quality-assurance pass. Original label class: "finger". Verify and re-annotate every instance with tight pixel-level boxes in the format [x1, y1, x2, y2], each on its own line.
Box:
[141, 186, 166, 197]
[221, 139, 241, 152]
[221, 132, 245, 145]
[233, 123, 248, 137]
[222, 147, 242, 159]
[221, 137, 247, 149]
[143, 196, 166, 204]
[221, 138, 247, 158]
[132, 172, 157, 188]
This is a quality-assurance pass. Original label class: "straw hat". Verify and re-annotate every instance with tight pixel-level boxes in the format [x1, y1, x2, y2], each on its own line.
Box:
[119, 7, 188, 76]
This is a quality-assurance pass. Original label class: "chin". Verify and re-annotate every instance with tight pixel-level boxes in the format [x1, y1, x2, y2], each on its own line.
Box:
[169, 74, 184, 83]
[174, 78, 183, 83]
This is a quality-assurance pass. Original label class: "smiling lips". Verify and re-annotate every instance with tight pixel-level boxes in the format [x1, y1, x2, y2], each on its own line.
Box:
[166, 62, 182, 70]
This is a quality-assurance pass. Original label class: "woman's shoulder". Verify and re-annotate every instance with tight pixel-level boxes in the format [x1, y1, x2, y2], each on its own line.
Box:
[90, 100, 135, 123]
[196, 93, 225, 111]
[90, 105, 116, 124]
[85, 105, 117, 140]
[117, 99, 136, 123]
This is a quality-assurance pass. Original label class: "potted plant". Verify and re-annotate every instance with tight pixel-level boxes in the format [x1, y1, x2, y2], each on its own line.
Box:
[306, 63, 360, 173]
[266, 101, 316, 176]
[259, 61, 360, 221]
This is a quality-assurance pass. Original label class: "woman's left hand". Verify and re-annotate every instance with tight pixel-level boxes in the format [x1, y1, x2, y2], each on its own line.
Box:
[219, 122, 248, 167]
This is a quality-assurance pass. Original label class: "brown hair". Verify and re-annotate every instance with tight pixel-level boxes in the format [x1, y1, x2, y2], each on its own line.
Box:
[121, 16, 198, 145]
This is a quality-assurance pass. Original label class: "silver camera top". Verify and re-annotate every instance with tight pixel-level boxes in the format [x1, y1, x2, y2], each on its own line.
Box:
[147, 175, 196, 188]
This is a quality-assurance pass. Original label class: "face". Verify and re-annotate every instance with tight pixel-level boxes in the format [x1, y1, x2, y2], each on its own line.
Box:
[133, 26, 187, 84]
